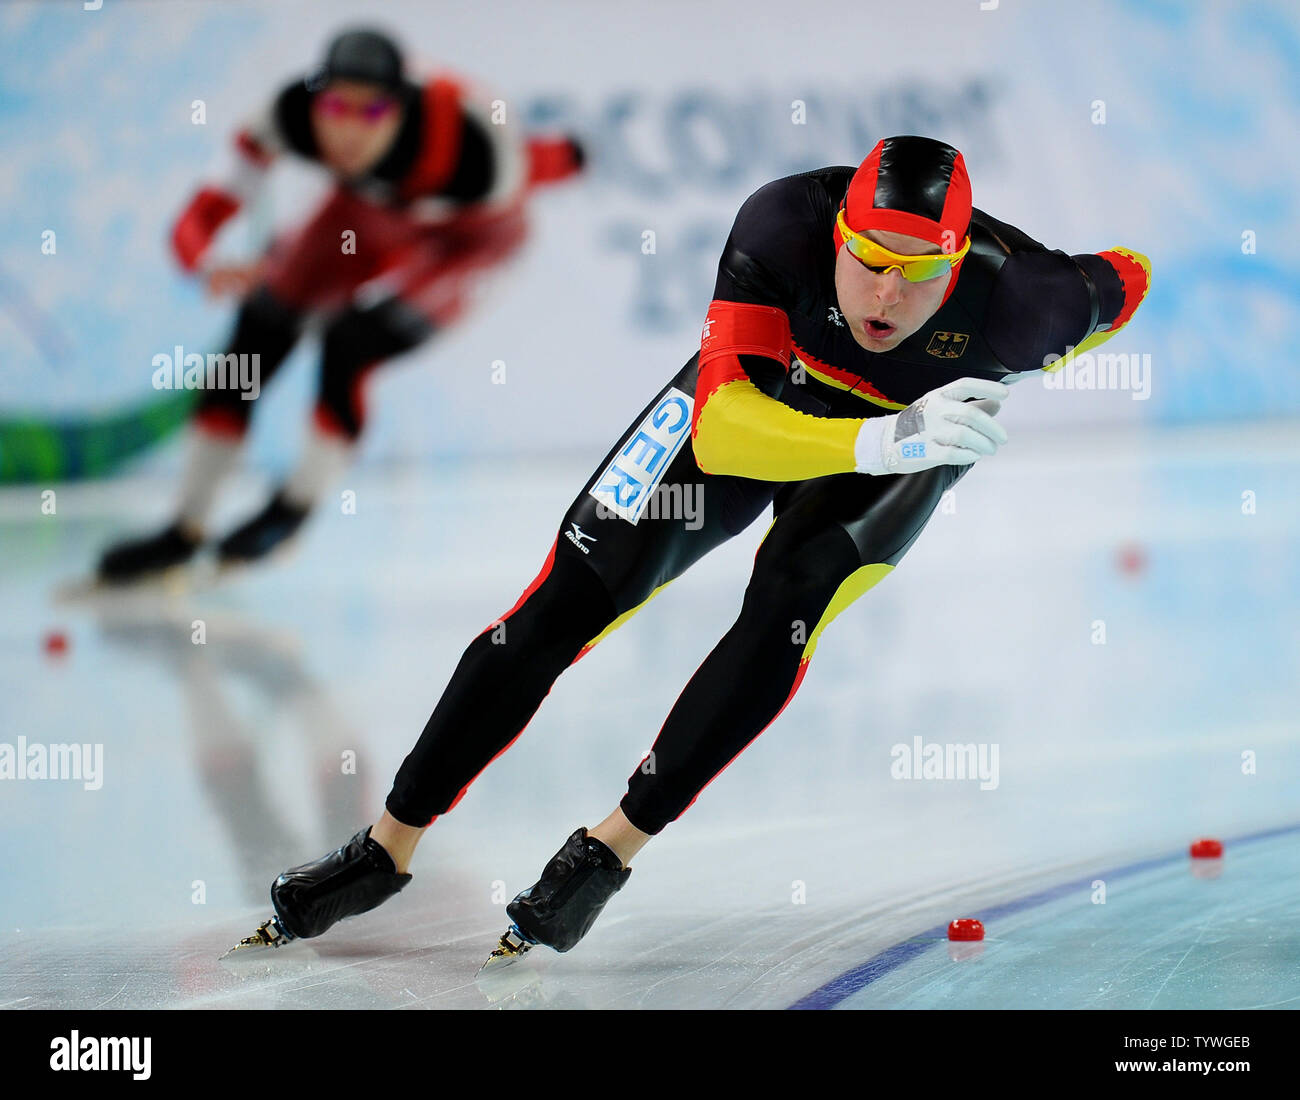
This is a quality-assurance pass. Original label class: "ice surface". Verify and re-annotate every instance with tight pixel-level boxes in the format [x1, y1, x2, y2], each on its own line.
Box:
[2, 423, 1297, 1009]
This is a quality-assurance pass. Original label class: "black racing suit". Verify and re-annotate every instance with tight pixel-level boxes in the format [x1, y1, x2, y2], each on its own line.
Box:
[386, 166, 1138, 834]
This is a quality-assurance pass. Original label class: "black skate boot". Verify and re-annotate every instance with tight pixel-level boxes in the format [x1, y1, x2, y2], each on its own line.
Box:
[481, 827, 631, 970]
[271, 826, 412, 939]
[97, 522, 200, 585]
[222, 826, 411, 956]
[216, 490, 309, 568]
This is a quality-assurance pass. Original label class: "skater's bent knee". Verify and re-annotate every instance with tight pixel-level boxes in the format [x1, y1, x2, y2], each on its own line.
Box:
[479, 546, 617, 659]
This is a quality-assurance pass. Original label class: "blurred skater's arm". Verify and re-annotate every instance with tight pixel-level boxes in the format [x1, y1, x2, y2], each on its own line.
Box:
[171, 92, 288, 276]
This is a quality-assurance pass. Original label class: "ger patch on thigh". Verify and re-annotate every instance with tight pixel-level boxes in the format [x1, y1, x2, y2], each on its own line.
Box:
[588, 387, 699, 529]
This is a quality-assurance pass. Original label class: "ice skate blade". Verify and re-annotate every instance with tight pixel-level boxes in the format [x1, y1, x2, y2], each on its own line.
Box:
[219, 916, 295, 960]
[53, 564, 196, 606]
[478, 926, 536, 974]
[216, 534, 303, 579]
[477, 927, 545, 1005]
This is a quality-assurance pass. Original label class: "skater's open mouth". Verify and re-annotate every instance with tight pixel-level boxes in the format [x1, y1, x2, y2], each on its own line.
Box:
[863, 317, 896, 338]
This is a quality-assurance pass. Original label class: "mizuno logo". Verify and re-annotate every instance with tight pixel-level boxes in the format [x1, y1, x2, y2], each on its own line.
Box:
[827, 306, 845, 327]
[565, 522, 597, 553]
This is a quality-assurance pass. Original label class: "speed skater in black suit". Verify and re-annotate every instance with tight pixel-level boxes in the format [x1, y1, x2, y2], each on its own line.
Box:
[226, 135, 1151, 967]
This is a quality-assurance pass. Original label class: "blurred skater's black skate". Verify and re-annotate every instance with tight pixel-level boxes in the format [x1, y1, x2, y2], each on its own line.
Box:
[95, 522, 200, 586]
[222, 826, 411, 957]
[216, 490, 309, 570]
[480, 827, 631, 973]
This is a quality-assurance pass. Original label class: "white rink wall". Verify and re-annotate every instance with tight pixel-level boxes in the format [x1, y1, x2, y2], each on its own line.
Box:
[1, 0, 1296, 474]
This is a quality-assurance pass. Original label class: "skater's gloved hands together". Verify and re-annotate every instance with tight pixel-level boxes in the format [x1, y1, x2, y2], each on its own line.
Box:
[204, 260, 267, 300]
[853, 378, 1011, 476]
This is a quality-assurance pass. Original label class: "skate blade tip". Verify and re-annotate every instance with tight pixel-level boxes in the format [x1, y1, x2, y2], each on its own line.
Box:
[478, 927, 536, 974]
[218, 941, 274, 967]
[476, 938, 546, 1004]
[57, 567, 192, 603]
[53, 576, 141, 604]
[477, 951, 521, 975]
[218, 939, 271, 962]
[219, 917, 294, 961]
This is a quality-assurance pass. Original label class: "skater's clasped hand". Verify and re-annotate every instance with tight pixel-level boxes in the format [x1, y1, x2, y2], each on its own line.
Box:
[204, 261, 267, 300]
[854, 377, 1011, 476]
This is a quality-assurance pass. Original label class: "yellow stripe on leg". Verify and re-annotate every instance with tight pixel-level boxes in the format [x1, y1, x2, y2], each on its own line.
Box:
[800, 562, 894, 661]
[577, 578, 676, 658]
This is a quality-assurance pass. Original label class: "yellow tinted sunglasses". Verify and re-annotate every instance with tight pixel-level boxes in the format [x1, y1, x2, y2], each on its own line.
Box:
[837, 208, 970, 281]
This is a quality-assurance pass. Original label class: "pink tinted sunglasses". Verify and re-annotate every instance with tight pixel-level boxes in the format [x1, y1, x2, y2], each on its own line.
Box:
[314, 91, 398, 123]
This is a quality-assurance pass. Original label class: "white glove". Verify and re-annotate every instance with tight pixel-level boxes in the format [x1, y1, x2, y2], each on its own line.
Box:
[1002, 369, 1039, 386]
[854, 377, 1011, 475]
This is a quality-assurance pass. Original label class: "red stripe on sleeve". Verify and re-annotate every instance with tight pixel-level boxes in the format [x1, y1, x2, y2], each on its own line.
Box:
[171, 187, 241, 271]
[399, 77, 465, 200]
[693, 301, 790, 439]
[699, 300, 791, 365]
[1096, 249, 1150, 333]
[526, 136, 582, 186]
